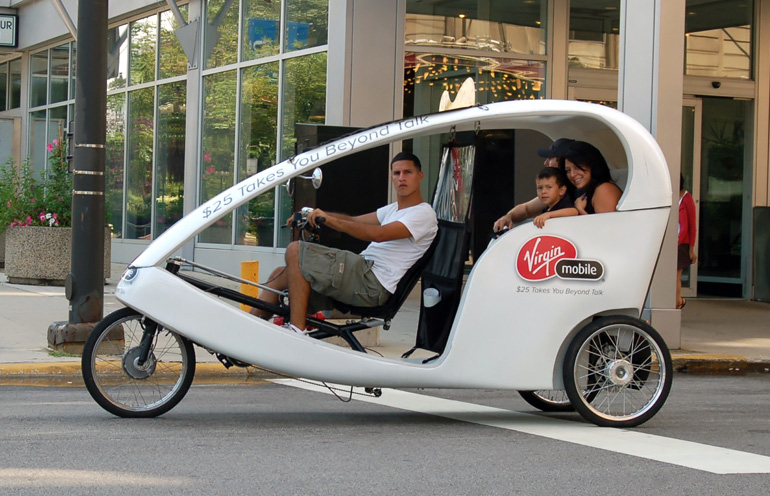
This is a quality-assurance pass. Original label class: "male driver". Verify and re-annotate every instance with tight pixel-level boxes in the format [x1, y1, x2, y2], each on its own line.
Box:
[251, 151, 438, 333]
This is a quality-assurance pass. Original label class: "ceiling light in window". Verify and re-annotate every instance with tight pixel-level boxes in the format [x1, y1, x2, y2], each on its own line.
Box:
[459, 14, 466, 19]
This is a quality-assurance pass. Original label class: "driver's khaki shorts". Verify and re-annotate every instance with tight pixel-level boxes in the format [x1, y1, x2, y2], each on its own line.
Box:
[298, 241, 390, 312]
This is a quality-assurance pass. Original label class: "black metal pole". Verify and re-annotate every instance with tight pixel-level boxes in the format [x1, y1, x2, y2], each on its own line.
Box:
[68, 0, 107, 324]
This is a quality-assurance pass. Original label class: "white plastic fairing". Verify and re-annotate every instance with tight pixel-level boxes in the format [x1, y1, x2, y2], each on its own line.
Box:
[130, 100, 671, 268]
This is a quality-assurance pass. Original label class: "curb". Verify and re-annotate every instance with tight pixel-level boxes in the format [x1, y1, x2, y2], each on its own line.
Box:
[671, 353, 770, 375]
[2, 354, 770, 383]
[0, 362, 283, 384]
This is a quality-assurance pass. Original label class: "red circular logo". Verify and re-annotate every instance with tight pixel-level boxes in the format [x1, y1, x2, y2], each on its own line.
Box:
[516, 236, 578, 281]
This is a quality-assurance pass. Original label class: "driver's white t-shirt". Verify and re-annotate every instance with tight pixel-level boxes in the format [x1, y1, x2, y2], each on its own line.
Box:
[360, 202, 437, 293]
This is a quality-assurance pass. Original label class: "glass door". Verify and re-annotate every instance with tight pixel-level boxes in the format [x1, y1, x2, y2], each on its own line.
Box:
[696, 97, 751, 297]
[680, 99, 701, 297]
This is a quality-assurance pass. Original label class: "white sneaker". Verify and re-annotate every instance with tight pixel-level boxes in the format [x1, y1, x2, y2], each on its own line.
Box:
[282, 322, 308, 335]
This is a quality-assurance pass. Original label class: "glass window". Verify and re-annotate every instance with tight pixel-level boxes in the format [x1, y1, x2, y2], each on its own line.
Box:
[108, 25, 129, 90]
[159, 7, 189, 79]
[281, 53, 326, 158]
[155, 82, 187, 236]
[48, 107, 68, 159]
[125, 88, 155, 240]
[9, 58, 21, 109]
[129, 16, 158, 85]
[30, 51, 48, 107]
[284, 0, 329, 52]
[237, 62, 279, 246]
[50, 44, 70, 104]
[199, 70, 237, 244]
[406, 0, 547, 55]
[0, 62, 7, 110]
[204, 0, 239, 69]
[243, 0, 282, 60]
[106, 93, 126, 238]
[685, 0, 753, 79]
[29, 110, 46, 174]
[70, 42, 77, 99]
[403, 53, 545, 116]
[568, 0, 620, 70]
[105, 93, 126, 238]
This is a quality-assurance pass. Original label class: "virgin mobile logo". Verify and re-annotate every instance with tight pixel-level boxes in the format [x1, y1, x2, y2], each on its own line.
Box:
[516, 236, 577, 281]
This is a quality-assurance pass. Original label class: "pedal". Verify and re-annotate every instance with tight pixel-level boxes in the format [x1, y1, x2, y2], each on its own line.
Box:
[364, 387, 382, 397]
[215, 353, 251, 369]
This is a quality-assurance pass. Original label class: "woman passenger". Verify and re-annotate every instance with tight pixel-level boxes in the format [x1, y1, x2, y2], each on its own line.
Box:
[561, 141, 622, 214]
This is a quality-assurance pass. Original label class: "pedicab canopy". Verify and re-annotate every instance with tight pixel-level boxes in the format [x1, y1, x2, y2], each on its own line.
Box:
[132, 99, 672, 268]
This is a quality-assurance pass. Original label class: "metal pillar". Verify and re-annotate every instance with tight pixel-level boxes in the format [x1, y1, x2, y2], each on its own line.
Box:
[67, 0, 107, 325]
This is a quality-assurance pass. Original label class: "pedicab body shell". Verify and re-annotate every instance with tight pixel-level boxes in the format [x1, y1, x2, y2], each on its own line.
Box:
[115, 100, 672, 391]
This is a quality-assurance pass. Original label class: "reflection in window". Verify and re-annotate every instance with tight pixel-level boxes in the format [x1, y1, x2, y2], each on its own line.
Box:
[29, 110, 46, 175]
[205, 0, 239, 69]
[281, 53, 326, 158]
[125, 88, 155, 240]
[106, 94, 126, 239]
[108, 25, 129, 90]
[9, 58, 21, 109]
[685, 0, 753, 79]
[30, 51, 48, 108]
[159, 7, 189, 79]
[406, 0, 546, 55]
[48, 107, 67, 164]
[155, 82, 186, 236]
[0, 62, 7, 110]
[285, 0, 329, 52]
[200, 70, 237, 244]
[130, 16, 158, 85]
[404, 53, 545, 115]
[70, 42, 77, 99]
[242, 0, 282, 60]
[237, 63, 279, 247]
[50, 44, 70, 104]
[568, 0, 620, 70]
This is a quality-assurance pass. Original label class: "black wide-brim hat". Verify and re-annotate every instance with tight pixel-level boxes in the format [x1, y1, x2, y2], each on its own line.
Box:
[537, 138, 575, 158]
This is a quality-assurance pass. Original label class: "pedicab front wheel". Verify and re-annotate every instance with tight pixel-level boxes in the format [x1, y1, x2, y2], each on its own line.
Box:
[563, 315, 672, 428]
[518, 390, 574, 412]
[81, 307, 196, 418]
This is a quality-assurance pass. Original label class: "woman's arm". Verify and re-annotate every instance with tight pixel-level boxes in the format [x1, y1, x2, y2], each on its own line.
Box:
[590, 182, 622, 213]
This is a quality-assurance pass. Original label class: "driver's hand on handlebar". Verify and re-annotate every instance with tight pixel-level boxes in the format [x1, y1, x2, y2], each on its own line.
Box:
[493, 214, 513, 233]
[307, 208, 327, 227]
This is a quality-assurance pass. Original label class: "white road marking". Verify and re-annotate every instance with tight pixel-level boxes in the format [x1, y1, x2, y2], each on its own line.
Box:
[276, 379, 770, 475]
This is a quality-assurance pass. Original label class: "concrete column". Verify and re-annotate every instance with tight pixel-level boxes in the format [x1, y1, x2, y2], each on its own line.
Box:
[618, 0, 686, 347]
[549, 0, 570, 100]
[181, 0, 203, 261]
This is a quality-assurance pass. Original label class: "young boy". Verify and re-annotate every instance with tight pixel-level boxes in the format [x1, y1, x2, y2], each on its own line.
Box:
[532, 167, 578, 228]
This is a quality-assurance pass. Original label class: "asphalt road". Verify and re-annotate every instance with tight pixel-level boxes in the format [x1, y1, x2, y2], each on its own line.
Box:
[1, 375, 769, 495]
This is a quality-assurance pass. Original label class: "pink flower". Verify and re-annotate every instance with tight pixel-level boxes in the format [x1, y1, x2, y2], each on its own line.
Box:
[5, 201, 9, 208]
[38, 212, 46, 222]
[25, 216, 33, 225]
[47, 143, 54, 152]
[53, 139, 59, 146]
[203, 152, 212, 163]
[30, 198, 36, 203]
[206, 167, 216, 174]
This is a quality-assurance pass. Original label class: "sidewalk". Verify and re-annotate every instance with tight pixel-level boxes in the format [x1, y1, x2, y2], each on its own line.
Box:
[1, 263, 769, 380]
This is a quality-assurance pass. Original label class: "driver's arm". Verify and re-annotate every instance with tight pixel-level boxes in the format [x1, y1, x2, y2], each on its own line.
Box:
[308, 208, 410, 242]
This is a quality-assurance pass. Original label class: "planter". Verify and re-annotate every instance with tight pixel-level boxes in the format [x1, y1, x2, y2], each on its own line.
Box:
[4, 226, 111, 285]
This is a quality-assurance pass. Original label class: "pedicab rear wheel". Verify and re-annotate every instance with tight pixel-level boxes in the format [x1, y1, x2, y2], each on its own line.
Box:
[81, 307, 196, 418]
[563, 315, 672, 428]
[518, 390, 574, 412]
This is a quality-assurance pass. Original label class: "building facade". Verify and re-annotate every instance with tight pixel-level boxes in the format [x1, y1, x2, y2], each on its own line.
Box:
[1, 0, 769, 345]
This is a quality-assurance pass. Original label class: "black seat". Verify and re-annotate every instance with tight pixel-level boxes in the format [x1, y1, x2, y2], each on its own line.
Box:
[331, 228, 441, 325]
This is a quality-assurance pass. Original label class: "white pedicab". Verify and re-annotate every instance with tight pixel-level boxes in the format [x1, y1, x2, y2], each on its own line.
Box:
[81, 100, 673, 428]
